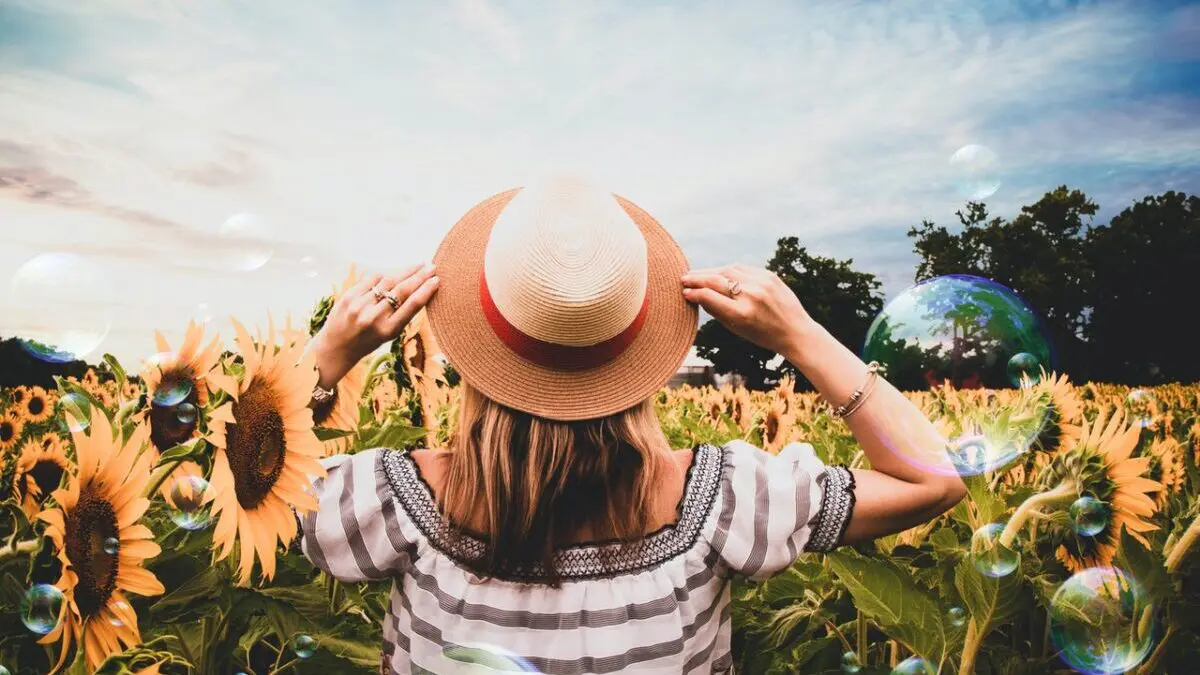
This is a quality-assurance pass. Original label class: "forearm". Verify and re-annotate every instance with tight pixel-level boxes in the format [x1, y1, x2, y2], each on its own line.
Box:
[308, 331, 356, 392]
[782, 321, 962, 487]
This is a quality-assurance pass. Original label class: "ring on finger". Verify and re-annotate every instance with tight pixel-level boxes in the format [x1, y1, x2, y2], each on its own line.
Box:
[724, 277, 742, 297]
[371, 287, 385, 302]
[383, 291, 401, 310]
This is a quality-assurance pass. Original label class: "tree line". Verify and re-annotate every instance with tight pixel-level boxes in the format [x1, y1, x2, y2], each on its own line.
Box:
[696, 187, 1200, 389]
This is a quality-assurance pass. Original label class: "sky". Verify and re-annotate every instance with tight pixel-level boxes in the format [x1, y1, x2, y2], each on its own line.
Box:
[1, 0, 1198, 367]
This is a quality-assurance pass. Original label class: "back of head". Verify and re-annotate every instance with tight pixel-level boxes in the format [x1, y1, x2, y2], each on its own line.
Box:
[438, 383, 671, 584]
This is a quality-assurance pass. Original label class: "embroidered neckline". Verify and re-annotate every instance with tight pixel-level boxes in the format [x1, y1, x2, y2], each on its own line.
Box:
[380, 444, 723, 582]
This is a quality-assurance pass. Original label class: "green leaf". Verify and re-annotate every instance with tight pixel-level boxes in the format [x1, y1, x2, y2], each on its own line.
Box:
[102, 353, 128, 388]
[828, 549, 949, 663]
[1117, 527, 1167, 600]
[953, 557, 1024, 641]
[148, 567, 224, 622]
[315, 427, 355, 442]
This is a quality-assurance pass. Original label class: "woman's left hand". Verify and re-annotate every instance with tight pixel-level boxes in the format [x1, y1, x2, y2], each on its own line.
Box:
[311, 263, 439, 387]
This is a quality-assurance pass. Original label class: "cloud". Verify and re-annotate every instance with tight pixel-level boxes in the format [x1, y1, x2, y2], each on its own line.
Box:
[0, 0, 1197, 363]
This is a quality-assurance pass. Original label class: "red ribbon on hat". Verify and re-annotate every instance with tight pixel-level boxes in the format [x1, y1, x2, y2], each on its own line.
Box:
[479, 269, 649, 371]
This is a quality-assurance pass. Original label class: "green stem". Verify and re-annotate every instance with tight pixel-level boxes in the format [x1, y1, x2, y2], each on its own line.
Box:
[0, 539, 39, 562]
[824, 620, 854, 654]
[999, 481, 1078, 548]
[143, 458, 186, 499]
[959, 621, 980, 675]
[1133, 624, 1175, 675]
[856, 609, 868, 665]
[1165, 510, 1200, 573]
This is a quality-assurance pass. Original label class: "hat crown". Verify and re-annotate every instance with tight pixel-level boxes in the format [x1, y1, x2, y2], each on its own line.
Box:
[483, 175, 649, 347]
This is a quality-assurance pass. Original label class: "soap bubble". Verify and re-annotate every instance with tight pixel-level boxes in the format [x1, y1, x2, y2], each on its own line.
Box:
[443, 643, 541, 672]
[59, 392, 91, 433]
[8, 253, 113, 362]
[219, 213, 274, 272]
[300, 255, 321, 279]
[151, 378, 193, 407]
[109, 600, 130, 627]
[175, 402, 198, 425]
[891, 656, 936, 675]
[1049, 567, 1156, 675]
[948, 606, 967, 627]
[864, 275, 1054, 391]
[1124, 390, 1157, 429]
[0, 665, 10, 675]
[841, 650, 862, 673]
[949, 144, 1001, 200]
[167, 475, 213, 531]
[944, 431, 1027, 477]
[21, 584, 64, 635]
[971, 523, 1020, 578]
[103, 536, 119, 555]
[194, 302, 214, 325]
[290, 634, 317, 659]
[1007, 352, 1041, 387]
[1070, 497, 1109, 537]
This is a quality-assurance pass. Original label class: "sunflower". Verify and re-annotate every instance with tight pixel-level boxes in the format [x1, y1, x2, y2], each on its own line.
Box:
[37, 411, 164, 672]
[206, 319, 327, 584]
[9, 385, 31, 407]
[370, 377, 401, 423]
[140, 320, 225, 455]
[1046, 408, 1163, 573]
[121, 380, 142, 403]
[760, 397, 793, 454]
[13, 435, 71, 520]
[23, 385, 56, 424]
[731, 388, 753, 431]
[1033, 372, 1084, 454]
[1, 410, 26, 451]
[1148, 437, 1185, 509]
[314, 358, 367, 455]
[81, 369, 99, 389]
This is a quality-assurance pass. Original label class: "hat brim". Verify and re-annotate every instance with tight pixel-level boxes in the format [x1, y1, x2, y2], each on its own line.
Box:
[427, 188, 699, 421]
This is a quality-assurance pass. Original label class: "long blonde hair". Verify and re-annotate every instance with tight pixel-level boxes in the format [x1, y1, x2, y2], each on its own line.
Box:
[438, 382, 672, 584]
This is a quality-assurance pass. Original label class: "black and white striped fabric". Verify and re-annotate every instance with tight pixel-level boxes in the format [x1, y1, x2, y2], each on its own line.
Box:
[298, 440, 855, 674]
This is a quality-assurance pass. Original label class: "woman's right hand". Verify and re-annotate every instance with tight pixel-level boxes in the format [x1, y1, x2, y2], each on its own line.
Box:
[681, 263, 818, 357]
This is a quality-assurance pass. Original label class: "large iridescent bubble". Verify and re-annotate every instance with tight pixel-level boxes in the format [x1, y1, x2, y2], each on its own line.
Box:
[863, 275, 1055, 475]
[7, 253, 113, 362]
[1049, 567, 1157, 674]
[949, 144, 1001, 200]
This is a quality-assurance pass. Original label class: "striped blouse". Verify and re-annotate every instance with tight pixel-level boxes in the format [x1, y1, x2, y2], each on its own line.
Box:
[298, 440, 856, 674]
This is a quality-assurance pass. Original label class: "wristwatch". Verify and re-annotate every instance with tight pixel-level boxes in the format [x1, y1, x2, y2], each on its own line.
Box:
[311, 383, 336, 405]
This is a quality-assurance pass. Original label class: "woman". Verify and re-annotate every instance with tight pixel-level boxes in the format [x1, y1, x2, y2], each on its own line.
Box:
[300, 178, 967, 674]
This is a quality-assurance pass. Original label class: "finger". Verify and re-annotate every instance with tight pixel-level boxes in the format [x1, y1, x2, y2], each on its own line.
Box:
[380, 275, 440, 336]
[384, 263, 437, 305]
[682, 271, 738, 294]
[682, 286, 741, 320]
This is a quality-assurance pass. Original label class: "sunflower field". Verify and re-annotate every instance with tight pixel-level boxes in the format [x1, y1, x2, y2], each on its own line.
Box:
[1, 272, 1199, 674]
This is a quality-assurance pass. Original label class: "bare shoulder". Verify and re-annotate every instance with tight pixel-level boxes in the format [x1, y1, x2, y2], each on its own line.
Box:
[408, 448, 451, 494]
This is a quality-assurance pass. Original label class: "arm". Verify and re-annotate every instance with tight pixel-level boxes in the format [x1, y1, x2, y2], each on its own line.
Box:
[682, 263, 966, 548]
[781, 321, 966, 544]
[305, 263, 440, 400]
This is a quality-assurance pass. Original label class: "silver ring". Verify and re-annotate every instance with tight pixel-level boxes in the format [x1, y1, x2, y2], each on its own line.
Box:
[725, 277, 742, 297]
[371, 287, 385, 302]
[383, 292, 400, 310]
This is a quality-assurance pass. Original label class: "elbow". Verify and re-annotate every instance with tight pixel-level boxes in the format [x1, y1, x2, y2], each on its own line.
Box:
[936, 476, 968, 514]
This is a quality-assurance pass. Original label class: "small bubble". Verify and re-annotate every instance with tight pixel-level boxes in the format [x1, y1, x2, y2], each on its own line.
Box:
[103, 536, 119, 556]
[841, 650, 862, 673]
[175, 402, 197, 425]
[971, 523, 1020, 578]
[21, 584, 64, 635]
[300, 255, 321, 279]
[152, 379, 193, 408]
[59, 393, 91, 433]
[442, 643, 541, 671]
[1125, 389, 1157, 428]
[167, 476, 213, 531]
[219, 213, 274, 272]
[0, 664, 10, 675]
[891, 656, 935, 675]
[949, 144, 1001, 200]
[291, 634, 317, 659]
[1050, 566, 1156, 674]
[1007, 352, 1040, 387]
[948, 606, 967, 627]
[109, 600, 130, 627]
[1070, 496, 1109, 537]
[194, 302, 214, 325]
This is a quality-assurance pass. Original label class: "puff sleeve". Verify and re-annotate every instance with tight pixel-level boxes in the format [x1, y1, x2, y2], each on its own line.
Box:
[297, 449, 420, 582]
[703, 440, 856, 581]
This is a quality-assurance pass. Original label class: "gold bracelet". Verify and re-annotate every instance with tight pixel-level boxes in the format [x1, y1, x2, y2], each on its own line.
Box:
[829, 361, 881, 419]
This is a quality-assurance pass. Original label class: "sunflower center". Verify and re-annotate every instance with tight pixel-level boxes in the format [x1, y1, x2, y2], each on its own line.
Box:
[226, 382, 287, 510]
[0, 422, 14, 444]
[29, 460, 65, 499]
[149, 384, 200, 453]
[64, 487, 120, 618]
[28, 397, 46, 417]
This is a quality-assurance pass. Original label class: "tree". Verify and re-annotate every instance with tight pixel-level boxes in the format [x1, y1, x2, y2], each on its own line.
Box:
[1084, 191, 1200, 384]
[908, 187, 1096, 379]
[694, 237, 884, 390]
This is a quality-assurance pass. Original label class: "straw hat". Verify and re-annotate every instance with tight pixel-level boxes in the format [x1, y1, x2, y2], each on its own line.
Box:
[426, 175, 698, 421]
